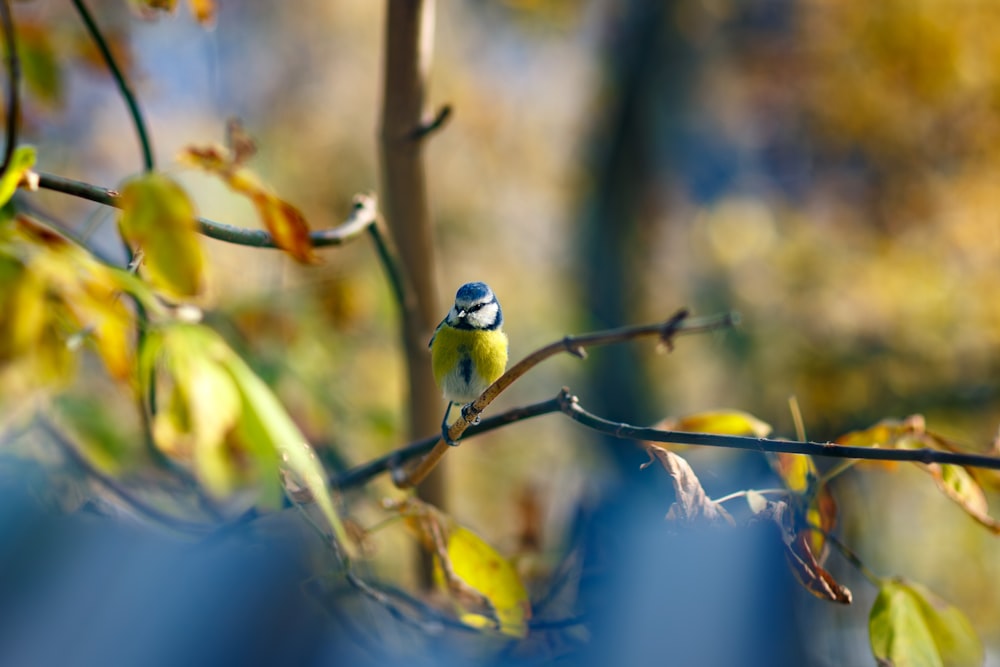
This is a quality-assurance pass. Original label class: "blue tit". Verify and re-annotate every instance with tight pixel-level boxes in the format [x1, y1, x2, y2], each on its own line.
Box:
[429, 282, 509, 444]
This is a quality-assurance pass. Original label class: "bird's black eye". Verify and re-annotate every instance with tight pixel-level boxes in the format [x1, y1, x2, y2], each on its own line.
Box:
[467, 302, 484, 312]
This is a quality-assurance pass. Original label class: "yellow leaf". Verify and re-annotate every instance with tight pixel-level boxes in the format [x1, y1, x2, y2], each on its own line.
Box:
[0, 253, 46, 363]
[662, 409, 773, 438]
[22, 222, 137, 382]
[0, 146, 37, 207]
[389, 498, 532, 637]
[119, 173, 206, 299]
[870, 578, 982, 667]
[188, 0, 216, 28]
[839, 416, 1000, 533]
[447, 526, 532, 638]
[770, 452, 817, 494]
[928, 462, 1000, 534]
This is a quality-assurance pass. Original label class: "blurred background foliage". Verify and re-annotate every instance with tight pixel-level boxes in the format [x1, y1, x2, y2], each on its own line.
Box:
[5, 0, 1000, 662]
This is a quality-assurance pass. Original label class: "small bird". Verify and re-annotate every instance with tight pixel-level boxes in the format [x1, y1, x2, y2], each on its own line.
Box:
[429, 282, 509, 445]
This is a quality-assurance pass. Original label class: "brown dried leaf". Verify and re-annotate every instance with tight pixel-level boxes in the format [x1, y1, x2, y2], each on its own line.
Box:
[179, 140, 318, 264]
[756, 499, 852, 604]
[226, 118, 257, 166]
[642, 446, 734, 525]
[785, 532, 852, 604]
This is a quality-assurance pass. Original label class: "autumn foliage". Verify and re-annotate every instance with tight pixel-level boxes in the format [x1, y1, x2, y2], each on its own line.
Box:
[1, 2, 1000, 666]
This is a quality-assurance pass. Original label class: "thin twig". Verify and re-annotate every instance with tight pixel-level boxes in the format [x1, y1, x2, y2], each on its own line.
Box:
[35, 172, 380, 250]
[409, 104, 452, 140]
[333, 396, 562, 490]
[556, 389, 1000, 471]
[396, 309, 736, 488]
[0, 0, 20, 174]
[366, 218, 408, 319]
[71, 0, 154, 171]
[37, 417, 216, 534]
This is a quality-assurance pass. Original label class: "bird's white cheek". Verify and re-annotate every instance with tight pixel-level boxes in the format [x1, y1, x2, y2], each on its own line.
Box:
[468, 302, 499, 329]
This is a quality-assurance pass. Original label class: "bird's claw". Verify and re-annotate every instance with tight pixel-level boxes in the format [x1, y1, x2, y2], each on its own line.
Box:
[460, 403, 481, 425]
[441, 424, 460, 447]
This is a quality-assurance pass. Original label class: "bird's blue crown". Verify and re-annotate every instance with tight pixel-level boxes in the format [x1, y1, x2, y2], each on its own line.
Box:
[455, 282, 494, 306]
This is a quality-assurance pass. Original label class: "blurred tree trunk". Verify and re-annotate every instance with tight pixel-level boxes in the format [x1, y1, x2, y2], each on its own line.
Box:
[378, 0, 443, 587]
[577, 0, 694, 486]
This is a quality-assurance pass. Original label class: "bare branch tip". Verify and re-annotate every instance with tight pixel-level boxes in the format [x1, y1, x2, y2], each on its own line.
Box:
[410, 104, 453, 140]
[556, 388, 579, 411]
[562, 336, 587, 359]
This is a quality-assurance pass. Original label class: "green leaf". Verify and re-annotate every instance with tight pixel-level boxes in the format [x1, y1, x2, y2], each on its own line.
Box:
[143, 323, 352, 556]
[119, 173, 206, 299]
[18, 24, 63, 107]
[0, 146, 37, 207]
[869, 578, 983, 667]
[54, 395, 135, 474]
[220, 350, 351, 550]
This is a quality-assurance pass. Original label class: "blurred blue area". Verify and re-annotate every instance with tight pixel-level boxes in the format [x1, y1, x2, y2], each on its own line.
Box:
[0, 460, 339, 667]
[576, 484, 809, 667]
[0, 456, 818, 666]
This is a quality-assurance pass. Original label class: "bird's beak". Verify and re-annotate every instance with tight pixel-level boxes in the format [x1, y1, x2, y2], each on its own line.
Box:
[457, 310, 467, 318]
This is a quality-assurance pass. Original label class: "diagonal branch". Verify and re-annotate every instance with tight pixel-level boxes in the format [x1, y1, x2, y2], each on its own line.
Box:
[394, 309, 737, 488]
[333, 396, 563, 490]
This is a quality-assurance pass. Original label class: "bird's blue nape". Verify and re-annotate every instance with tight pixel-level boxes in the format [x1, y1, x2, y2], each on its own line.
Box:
[455, 282, 494, 305]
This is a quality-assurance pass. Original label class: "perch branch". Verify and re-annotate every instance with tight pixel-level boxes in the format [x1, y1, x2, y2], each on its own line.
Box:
[394, 309, 736, 488]
[333, 396, 563, 490]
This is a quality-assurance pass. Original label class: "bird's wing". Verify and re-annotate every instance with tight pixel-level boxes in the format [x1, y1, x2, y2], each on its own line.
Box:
[428, 318, 446, 348]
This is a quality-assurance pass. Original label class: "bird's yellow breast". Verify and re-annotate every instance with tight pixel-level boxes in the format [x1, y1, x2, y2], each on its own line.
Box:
[431, 326, 509, 403]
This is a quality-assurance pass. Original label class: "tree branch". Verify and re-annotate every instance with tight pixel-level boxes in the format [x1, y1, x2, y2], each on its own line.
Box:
[71, 0, 154, 171]
[333, 396, 563, 490]
[37, 418, 215, 534]
[0, 0, 20, 175]
[35, 171, 380, 250]
[556, 389, 1000, 470]
[395, 309, 736, 488]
